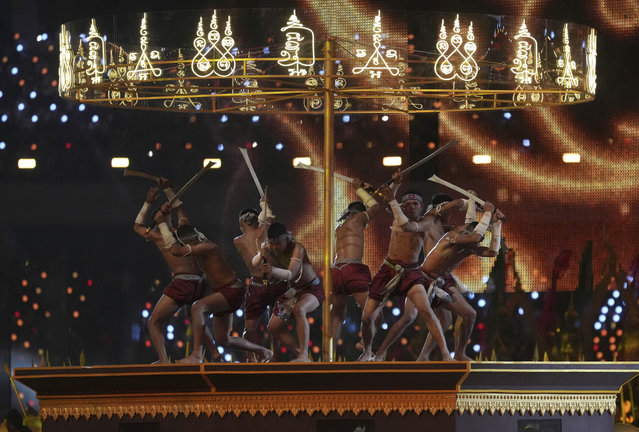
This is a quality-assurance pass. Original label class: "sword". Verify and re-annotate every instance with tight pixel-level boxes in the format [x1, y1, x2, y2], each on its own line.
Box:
[123, 168, 160, 183]
[428, 174, 486, 205]
[168, 160, 214, 206]
[383, 139, 458, 185]
[294, 163, 354, 183]
[238, 147, 265, 198]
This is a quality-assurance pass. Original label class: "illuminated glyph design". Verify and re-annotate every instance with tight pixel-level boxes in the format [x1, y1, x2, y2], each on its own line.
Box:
[107, 48, 138, 107]
[73, 40, 88, 100]
[435, 15, 479, 82]
[511, 20, 539, 85]
[232, 57, 265, 111]
[556, 24, 579, 89]
[86, 19, 106, 84]
[586, 29, 597, 94]
[164, 50, 200, 110]
[127, 13, 162, 81]
[191, 12, 237, 78]
[58, 24, 73, 93]
[303, 63, 349, 112]
[352, 11, 399, 79]
[511, 20, 543, 105]
[278, 10, 316, 76]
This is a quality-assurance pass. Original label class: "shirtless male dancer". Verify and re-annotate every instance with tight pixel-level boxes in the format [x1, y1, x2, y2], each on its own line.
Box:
[155, 203, 273, 363]
[234, 198, 287, 359]
[359, 171, 452, 361]
[415, 202, 503, 360]
[133, 180, 218, 363]
[332, 178, 385, 356]
[372, 192, 471, 361]
[255, 222, 325, 362]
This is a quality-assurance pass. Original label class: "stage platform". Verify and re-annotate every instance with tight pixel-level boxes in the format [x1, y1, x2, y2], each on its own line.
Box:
[14, 361, 639, 432]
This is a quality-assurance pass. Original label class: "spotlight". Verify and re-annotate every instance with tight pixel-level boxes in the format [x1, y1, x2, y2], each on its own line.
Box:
[503, 112, 512, 119]
[467, 292, 475, 299]
[111, 157, 129, 168]
[16, 44, 24, 52]
[473, 344, 480, 353]
[147, 151, 153, 157]
[342, 115, 350, 123]
[613, 314, 620, 323]
[613, 290, 620, 298]
[78, 103, 86, 112]
[382, 156, 401, 166]
[391, 307, 400, 316]
[477, 299, 486, 308]
[601, 306, 609, 314]
[29, 91, 36, 99]
[594, 322, 602, 330]
[17, 102, 25, 111]
[531, 291, 539, 300]
[381, 115, 389, 121]
[252, 141, 258, 148]
[522, 139, 531, 147]
[482, 276, 489, 283]
[518, 307, 524, 316]
[41, 33, 48, 41]
[1, 114, 7, 122]
[381, 323, 388, 330]
[49, 103, 57, 111]
[275, 142, 283, 151]
[472, 155, 491, 164]
[167, 333, 175, 340]
[251, 115, 259, 123]
[263, 46, 270, 54]
[202, 158, 222, 168]
[30, 114, 38, 122]
[18, 158, 36, 169]
[615, 306, 623, 314]
[607, 298, 615, 307]
[167, 325, 174, 332]
[235, 309, 244, 318]
[562, 153, 580, 163]
[217, 346, 225, 354]
[141, 310, 149, 318]
[60, 114, 68, 123]
[0, 90, 3, 98]
[217, 144, 224, 151]
[10, 67, 18, 75]
[220, 114, 228, 123]
[598, 314, 606, 322]
[293, 157, 311, 167]
[91, 114, 99, 123]
[0, 141, 6, 150]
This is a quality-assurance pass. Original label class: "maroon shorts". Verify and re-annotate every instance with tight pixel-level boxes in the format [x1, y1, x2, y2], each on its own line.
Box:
[244, 279, 289, 321]
[163, 277, 205, 307]
[332, 262, 371, 296]
[423, 272, 456, 308]
[368, 259, 429, 302]
[214, 280, 246, 315]
[272, 277, 325, 319]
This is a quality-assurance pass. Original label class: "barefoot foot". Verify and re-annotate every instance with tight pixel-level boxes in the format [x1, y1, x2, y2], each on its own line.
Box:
[358, 352, 374, 362]
[256, 349, 274, 363]
[176, 354, 203, 364]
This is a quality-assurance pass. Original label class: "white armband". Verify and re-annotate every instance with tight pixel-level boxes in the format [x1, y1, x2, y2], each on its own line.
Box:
[162, 187, 183, 208]
[356, 188, 378, 209]
[135, 202, 151, 225]
[489, 222, 502, 252]
[460, 198, 469, 211]
[388, 199, 409, 226]
[258, 201, 274, 224]
[270, 266, 293, 281]
[473, 211, 492, 237]
[464, 198, 476, 224]
[251, 252, 263, 267]
[158, 222, 176, 249]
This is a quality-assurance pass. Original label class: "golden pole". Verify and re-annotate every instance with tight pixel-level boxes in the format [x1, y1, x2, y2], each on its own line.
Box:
[322, 39, 335, 362]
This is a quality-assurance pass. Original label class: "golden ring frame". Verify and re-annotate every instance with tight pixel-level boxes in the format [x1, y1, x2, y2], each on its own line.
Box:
[58, 9, 597, 361]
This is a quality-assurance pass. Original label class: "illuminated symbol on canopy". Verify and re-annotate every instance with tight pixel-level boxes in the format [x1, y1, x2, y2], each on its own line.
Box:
[435, 15, 479, 82]
[107, 48, 138, 107]
[586, 29, 597, 94]
[127, 13, 162, 81]
[556, 23, 579, 89]
[191, 11, 237, 78]
[165, 49, 201, 110]
[303, 63, 349, 111]
[511, 20, 539, 85]
[352, 11, 399, 79]
[278, 10, 315, 76]
[86, 19, 106, 84]
[73, 39, 88, 100]
[232, 57, 265, 111]
[58, 24, 73, 93]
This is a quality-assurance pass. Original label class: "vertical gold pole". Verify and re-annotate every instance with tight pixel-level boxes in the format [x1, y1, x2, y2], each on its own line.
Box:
[322, 39, 335, 362]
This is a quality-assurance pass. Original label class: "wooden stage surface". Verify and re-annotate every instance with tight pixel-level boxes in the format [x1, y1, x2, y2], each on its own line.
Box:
[14, 361, 639, 432]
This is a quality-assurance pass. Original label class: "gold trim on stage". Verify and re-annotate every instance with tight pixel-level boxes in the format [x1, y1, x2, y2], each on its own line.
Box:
[39, 393, 459, 420]
[456, 393, 618, 415]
